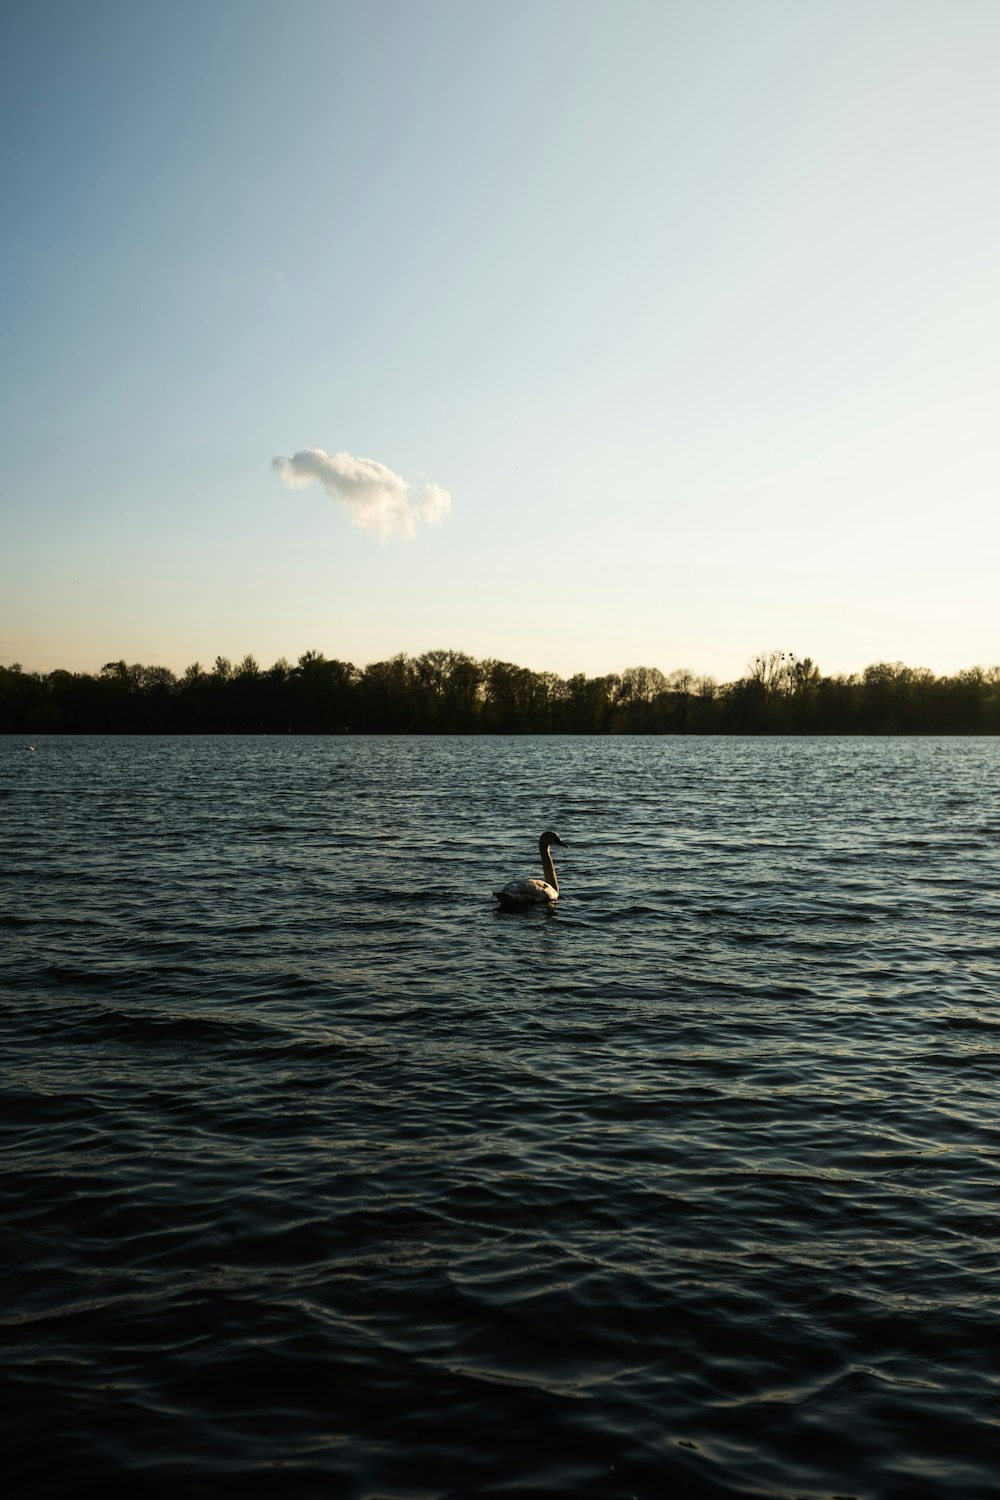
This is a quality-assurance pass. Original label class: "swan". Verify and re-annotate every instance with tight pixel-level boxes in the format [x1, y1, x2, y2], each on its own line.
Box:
[494, 831, 566, 909]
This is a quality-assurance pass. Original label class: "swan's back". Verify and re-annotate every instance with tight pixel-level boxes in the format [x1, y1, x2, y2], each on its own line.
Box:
[493, 876, 558, 909]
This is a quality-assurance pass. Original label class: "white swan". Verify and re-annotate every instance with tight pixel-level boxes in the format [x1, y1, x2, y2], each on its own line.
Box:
[494, 831, 565, 909]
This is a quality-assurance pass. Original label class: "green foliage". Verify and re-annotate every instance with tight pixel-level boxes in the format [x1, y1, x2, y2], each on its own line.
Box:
[1, 650, 997, 734]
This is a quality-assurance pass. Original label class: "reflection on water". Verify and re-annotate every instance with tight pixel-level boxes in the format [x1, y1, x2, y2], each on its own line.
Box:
[1, 734, 999, 1498]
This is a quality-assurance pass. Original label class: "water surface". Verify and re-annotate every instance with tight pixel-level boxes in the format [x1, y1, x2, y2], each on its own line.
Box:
[2, 735, 998, 1497]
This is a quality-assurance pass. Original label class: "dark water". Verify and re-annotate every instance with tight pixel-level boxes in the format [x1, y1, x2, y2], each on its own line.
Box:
[2, 734, 998, 1499]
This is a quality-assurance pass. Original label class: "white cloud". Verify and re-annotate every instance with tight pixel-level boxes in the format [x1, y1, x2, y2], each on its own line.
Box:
[222, 266, 289, 293]
[271, 448, 452, 540]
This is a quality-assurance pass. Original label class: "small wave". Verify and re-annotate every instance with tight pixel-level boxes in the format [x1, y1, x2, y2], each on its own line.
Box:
[42, 962, 135, 992]
[46, 1003, 272, 1047]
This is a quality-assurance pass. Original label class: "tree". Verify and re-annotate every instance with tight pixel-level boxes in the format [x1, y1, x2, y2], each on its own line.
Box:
[616, 666, 668, 730]
[292, 651, 358, 731]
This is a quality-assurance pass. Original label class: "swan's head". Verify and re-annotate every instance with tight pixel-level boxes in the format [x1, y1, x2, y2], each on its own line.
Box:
[539, 830, 565, 849]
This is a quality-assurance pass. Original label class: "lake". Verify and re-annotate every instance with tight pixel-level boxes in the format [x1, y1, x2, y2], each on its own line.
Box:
[2, 734, 998, 1498]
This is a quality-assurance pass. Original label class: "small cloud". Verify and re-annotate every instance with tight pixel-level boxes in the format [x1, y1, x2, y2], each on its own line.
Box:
[253, 265, 288, 289]
[272, 448, 452, 541]
[221, 266, 289, 294]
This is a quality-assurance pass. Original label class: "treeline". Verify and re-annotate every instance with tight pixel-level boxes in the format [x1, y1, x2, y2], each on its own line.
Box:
[2, 649, 999, 735]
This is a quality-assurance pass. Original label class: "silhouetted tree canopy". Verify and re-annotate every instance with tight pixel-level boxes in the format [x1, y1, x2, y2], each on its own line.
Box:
[2, 650, 998, 734]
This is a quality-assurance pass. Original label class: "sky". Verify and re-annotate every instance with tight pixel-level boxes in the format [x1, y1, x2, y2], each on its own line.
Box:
[2, 0, 998, 685]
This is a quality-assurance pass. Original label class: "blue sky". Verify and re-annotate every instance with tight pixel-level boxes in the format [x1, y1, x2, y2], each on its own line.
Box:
[2, 0, 998, 683]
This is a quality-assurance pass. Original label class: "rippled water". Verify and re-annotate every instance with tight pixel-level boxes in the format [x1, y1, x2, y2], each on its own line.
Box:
[2, 734, 999, 1498]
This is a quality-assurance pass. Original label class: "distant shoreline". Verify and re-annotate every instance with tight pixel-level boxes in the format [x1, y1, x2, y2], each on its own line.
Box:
[3, 650, 998, 736]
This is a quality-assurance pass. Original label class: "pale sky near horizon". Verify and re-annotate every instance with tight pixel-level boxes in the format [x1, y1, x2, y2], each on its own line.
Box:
[2, 0, 998, 685]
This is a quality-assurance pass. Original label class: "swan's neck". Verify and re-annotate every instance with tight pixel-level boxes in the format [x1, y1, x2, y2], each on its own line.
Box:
[540, 842, 558, 893]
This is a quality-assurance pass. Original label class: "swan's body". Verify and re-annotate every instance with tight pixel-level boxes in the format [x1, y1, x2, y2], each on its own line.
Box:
[494, 831, 565, 909]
